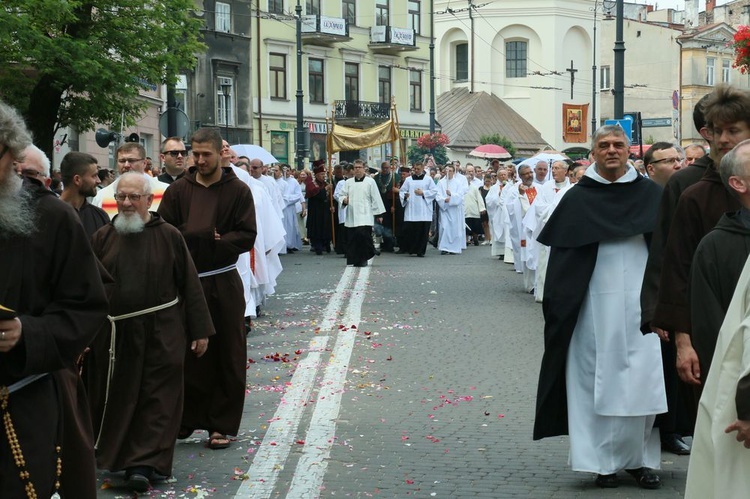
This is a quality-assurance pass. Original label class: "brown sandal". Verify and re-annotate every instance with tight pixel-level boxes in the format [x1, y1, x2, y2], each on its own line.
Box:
[208, 433, 230, 450]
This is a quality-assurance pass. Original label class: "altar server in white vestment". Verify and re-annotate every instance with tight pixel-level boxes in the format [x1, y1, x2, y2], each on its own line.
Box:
[527, 160, 570, 302]
[534, 125, 666, 490]
[506, 165, 538, 291]
[274, 164, 303, 251]
[399, 161, 437, 257]
[435, 165, 466, 255]
[338, 159, 385, 267]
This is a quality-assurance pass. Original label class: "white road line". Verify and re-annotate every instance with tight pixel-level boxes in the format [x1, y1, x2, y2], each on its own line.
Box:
[286, 266, 370, 497]
[236, 267, 357, 498]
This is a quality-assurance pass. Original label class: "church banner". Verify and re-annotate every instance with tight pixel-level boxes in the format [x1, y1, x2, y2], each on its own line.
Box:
[326, 120, 399, 153]
[562, 103, 588, 143]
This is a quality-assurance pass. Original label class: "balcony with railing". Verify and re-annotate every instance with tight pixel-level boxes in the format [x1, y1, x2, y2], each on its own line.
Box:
[333, 100, 391, 127]
[301, 15, 351, 46]
[369, 26, 417, 54]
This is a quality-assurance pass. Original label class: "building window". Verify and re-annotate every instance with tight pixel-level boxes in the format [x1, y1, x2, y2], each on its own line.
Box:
[269, 0, 284, 14]
[343, 0, 356, 26]
[270, 131, 289, 164]
[309, 58, 324, 104]
[408, 1, 421, 35]
[600, 65, 611, 90]
[376, 1, 389, 26]
[175, 74, 189, 115]
[215, 2, 231, 33]
[722, 59, 731, 83]
[707, 57, 716, 86]
[505, 41, 527, 78]
[456, 43, 468, 81]
[306, 0, 320, 15]
[378, 66, 391, 104]
[270, 53, 287, 99]
[345, 62, 359, 101]
[217, 77, 234, 126]
[410, 69, 422, 111]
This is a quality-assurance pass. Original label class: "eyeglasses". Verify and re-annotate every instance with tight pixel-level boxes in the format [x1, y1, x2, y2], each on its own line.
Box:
[114, 193, 146, 202]
[117, 157, 144, 165]
[650, 157, 681, 165]
[20, 168, 43, 178]
[164, 150, 187, 157]
[236, 162, 249, 168]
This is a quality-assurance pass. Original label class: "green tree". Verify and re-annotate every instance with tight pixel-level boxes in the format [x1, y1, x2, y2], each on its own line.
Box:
[406, 144, 449, 166]
[480, 134, 517, 158]
[0, 0, 205, 158]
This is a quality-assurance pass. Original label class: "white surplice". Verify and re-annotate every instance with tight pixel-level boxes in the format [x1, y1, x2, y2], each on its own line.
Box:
[436, 176, 466, 254]
[399, 175, 437, 222]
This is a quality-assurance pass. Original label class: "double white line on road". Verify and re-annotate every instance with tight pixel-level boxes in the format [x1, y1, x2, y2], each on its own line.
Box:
[236, 266, 370, 498]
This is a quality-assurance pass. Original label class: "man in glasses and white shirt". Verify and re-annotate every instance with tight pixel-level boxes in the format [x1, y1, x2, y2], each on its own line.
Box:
[93, 142, 171, 218]
[157, 137, 188, 184]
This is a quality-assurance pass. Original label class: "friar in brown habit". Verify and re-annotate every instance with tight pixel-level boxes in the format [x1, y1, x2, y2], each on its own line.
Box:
[158, 128, 257, 451]
[88, 172, 214, 492]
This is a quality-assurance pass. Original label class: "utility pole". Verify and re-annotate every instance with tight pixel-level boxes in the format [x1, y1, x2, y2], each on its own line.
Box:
[566, 60, 577, 100]
[295, 0, 307, 170]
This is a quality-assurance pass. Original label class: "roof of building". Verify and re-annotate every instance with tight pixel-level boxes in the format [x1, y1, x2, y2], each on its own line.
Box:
[436, 87, 549, 155]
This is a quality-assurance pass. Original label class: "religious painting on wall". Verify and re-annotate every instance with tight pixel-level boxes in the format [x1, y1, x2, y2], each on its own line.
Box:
[562, 103, 589, 143]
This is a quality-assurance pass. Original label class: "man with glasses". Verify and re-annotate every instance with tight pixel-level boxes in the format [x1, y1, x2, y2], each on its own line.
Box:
[14, 144, 52, 190]
[644, 142, 682, 187]
[93, 142, 170, 218]
[157, 136, 188, 184]
[89, 172, 213, 492]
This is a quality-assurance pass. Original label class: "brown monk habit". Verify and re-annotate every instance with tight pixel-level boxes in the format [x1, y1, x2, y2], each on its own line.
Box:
[88, 214, 215, 477]
[0, 181, 108, 498]
[158, 167, 257, 436]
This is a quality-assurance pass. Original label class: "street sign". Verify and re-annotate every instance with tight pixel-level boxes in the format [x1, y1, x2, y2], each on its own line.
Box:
[642, 118, 672, 128]
[605, 119, 632, 141]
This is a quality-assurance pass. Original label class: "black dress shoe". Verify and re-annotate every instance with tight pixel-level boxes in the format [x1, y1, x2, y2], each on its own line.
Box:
[661, 433, 691, 455]
[595, 474, 618, 488]
[626, 468, 661, 489]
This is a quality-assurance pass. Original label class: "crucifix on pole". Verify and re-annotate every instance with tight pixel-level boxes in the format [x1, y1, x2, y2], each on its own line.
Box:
[566, 60, 577, 100]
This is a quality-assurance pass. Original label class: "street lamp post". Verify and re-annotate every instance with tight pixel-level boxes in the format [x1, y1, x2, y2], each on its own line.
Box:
[613, 0, 625, 119]
[591, 0, 599, 136]
[295, 0, 307, 171]
[429, 0, 435, 137]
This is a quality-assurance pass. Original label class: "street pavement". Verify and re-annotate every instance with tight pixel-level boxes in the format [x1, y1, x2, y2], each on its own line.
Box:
[96, 243, 690, 498]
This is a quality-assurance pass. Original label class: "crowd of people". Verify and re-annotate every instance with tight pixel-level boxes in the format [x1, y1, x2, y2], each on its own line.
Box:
[0, 100, 296, 495]
[4, 81, 750, 498]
